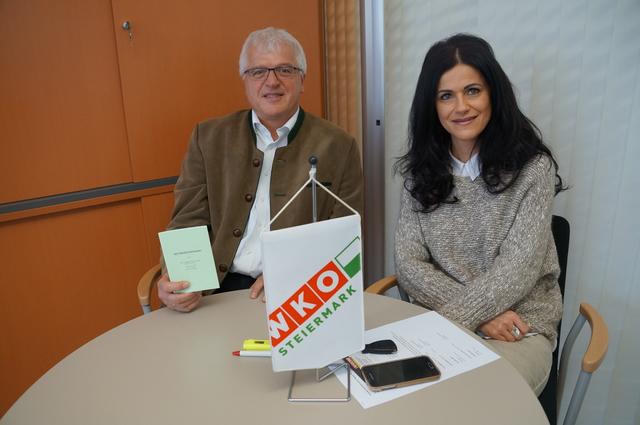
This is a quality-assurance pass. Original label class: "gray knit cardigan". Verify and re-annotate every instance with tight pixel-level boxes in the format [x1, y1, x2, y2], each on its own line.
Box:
[395, 155, 563, 342]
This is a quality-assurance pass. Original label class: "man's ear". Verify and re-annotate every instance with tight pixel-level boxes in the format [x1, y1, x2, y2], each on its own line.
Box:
[300, 74, 305, 93]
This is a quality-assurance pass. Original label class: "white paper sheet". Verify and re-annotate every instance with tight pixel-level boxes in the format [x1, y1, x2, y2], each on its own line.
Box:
[334, 311, 500, 409]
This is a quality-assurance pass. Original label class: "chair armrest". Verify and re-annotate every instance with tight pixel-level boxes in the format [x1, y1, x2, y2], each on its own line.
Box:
[365, 275, 398, 295]
[579, 303, 609, 373]
[137, 264, 162, 307]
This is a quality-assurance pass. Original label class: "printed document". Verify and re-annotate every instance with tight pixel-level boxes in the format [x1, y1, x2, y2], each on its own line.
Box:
[334, 311, 500, 409]
[159, 226, 219, 293]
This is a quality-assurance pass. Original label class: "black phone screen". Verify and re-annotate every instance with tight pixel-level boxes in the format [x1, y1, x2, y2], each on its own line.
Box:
[362, 356, 440, 387]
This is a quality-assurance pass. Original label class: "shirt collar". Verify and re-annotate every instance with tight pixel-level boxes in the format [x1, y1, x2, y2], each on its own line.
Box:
[450, 151, 481, 181]
[251, 108, 300, 144]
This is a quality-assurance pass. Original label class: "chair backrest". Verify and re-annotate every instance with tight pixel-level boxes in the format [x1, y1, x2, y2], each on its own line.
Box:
[542, 216, 609, 425]
[551, 215, 570, 297]
[137, 264, 161, 314]
[538, 215, 570, 424]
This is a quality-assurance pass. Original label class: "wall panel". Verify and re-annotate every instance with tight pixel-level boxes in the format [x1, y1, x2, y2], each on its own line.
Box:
[0, 0, 131, 203]
[111, 0, 325, 181]
[0, 201, 150, 414]
[140, 191, 175, 263]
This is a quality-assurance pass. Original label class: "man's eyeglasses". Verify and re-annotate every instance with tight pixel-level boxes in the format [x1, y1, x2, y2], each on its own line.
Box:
[243, 66, 302, 81]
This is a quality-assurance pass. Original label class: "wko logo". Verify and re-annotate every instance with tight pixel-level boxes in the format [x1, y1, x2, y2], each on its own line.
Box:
[268, 237, 361, 357]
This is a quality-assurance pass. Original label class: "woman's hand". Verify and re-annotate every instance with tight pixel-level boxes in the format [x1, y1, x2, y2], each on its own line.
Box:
[478, 310, 530, 342]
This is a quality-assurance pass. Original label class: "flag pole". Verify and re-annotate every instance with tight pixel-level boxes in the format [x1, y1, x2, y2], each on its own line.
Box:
[286, 156, 351, 403]
[309, 156, 318, 223]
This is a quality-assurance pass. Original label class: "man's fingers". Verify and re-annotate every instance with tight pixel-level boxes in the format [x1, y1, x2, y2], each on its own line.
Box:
[249, 276, 264, 299]
[163, 289, 200, 312]
[168, 280, 190, 293]
[157, 275, 199, 312]
[157, 274, 171, 292]
[158, 275, 190, 294]
[180, 294, 202, 312]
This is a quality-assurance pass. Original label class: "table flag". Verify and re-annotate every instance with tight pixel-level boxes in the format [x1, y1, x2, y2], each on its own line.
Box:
[261, 177, 364, 372]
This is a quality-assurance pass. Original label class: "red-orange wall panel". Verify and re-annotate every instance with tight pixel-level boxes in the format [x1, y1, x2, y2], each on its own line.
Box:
[140, 191, 175, 262]
[111, 0, 324, 182]
[0, 0, 326, 416]
[0, 201, 150, 415]
[0, 0, 131, 204]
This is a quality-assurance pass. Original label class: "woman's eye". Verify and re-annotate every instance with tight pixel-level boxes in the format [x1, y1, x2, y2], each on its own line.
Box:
[439, 93, 452, 101]
[467, 87, 480, 95]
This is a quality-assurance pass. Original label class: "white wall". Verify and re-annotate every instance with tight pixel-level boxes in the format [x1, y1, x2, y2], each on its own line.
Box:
[383, 1, 640, 423]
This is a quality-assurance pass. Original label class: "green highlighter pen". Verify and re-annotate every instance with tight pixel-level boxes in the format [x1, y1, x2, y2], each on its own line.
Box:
[242, 339, 271, 351]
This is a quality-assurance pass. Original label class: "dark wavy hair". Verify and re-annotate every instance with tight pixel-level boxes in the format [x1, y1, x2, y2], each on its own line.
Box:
[396, 33, 565, 212]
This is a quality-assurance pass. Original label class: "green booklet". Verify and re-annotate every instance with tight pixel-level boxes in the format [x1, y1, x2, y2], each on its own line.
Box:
[158, 226, 219, 293]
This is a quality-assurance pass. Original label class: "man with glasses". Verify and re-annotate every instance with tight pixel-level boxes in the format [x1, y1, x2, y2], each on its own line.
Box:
[158, 27, 363, 312]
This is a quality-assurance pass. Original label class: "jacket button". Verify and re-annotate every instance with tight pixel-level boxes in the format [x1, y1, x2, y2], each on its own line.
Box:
[218, 264, 228, 272]
[245, 194, 253, 202]
[253, 158, 261, 167]
[233, 228, 242, 237]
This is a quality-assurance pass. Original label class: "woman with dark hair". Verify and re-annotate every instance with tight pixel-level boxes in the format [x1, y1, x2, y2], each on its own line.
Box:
[395, 33, 564, 395]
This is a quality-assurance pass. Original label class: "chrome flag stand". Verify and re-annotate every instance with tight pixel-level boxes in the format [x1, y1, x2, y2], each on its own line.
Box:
[287, 362, 351, 403]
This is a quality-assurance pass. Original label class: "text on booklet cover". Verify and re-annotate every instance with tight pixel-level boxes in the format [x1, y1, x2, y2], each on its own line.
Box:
[158, 226, 219, 293]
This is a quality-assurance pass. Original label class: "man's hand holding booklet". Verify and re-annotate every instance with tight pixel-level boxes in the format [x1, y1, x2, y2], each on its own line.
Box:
[158, 225, 219, 293]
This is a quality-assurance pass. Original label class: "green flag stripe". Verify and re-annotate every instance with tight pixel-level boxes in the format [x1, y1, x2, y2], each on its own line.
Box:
[342, 254, 361, 278]
[335, 237, 361, 278]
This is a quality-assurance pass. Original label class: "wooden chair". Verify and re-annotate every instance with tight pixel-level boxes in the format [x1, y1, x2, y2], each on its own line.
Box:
[137, 264, 161, 314]
[557, 303, 608, 425]
[365, 215, 609, 424]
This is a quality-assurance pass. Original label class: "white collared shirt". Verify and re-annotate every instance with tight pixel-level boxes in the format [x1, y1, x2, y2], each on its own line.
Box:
[230, 109, 300, 278]
[450, 152, 481, 181]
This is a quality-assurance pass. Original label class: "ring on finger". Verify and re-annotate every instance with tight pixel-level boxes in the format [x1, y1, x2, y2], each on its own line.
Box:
[511, 325, 521, 338]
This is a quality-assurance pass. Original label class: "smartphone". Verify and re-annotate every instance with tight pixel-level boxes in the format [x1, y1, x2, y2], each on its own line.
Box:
[361, 355, 441, 391]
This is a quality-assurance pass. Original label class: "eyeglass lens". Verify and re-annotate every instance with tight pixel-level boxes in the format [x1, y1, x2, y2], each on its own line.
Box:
[246, 66, 299, 80]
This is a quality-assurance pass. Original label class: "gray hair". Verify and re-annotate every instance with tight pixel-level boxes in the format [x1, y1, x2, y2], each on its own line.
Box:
[239, 27, 307, 76]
